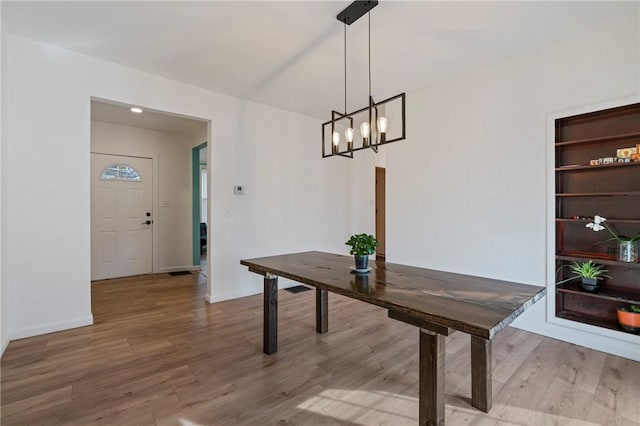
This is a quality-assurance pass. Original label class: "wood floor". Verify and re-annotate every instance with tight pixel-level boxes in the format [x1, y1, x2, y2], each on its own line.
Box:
[1, 273, 639, 425]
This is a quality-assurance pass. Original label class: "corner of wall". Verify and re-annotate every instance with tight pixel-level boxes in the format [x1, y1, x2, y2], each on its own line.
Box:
[0, 4, 9, 358]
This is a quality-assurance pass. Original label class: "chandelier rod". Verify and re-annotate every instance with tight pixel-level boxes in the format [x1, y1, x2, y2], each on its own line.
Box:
[344, 23, 347, 114]
[368, 11, 371, 101]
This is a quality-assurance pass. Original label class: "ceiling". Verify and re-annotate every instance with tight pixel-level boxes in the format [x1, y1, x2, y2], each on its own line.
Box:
[91, 100, 207, 136]
[4, 1, 637, 119]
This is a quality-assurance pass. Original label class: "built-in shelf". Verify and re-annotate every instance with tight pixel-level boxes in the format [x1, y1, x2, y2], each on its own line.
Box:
[556, 311, 637, 335]
[555, 162, 640, 172]
[556, 218, 640, 224]
[557, 253, 640, 269]
[554, 103, 640, 333]
[557, 281, 640, 304]
[556, 192, 640, 197]
[555, 131, 640, 147]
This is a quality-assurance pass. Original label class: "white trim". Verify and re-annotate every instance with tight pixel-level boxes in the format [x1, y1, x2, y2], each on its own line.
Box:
[9, 315, 94, 341]
[204, 293, 214, 304]
[539, 94, 640, 361]
[1, 335, 9, 357]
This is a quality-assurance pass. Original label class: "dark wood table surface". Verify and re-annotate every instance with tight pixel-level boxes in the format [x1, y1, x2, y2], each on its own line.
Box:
[241, 251, 545, 425]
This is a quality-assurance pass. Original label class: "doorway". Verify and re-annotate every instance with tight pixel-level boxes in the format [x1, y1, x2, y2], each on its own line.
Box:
[192, 142, 208, 272]
[91, 153, 153, 280]
[375, 167, 386, 260]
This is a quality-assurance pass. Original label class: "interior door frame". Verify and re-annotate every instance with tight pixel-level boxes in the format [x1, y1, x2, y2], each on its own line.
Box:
[375, 166, 386, 260]
[90, 151, 159, 276]
[192, 142, 207, 266]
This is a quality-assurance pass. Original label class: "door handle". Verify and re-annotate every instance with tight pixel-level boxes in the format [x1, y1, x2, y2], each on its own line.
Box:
[142, 220, 152, 225]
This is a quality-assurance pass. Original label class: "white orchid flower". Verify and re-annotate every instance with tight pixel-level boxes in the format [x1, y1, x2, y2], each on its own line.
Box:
[593, 215, 607, 224]
[586, 222, 605, 232]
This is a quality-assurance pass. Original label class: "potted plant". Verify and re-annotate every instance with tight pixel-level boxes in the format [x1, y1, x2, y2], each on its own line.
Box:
[345, 233, 377, 271]
[617, 305, 640, 333]
[586, 215, 640, 262]
[568, 260, 609, 292]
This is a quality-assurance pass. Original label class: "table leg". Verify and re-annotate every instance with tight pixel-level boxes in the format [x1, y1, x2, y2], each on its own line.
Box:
[263, 273, 278, 354]
[471, 335, 492, 413]
[419, 329, 445, 426]
[316, 288, 328, 334]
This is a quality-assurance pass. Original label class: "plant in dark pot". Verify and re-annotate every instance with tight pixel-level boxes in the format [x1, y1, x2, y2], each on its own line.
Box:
[345, 233, 377, 271]
[617, 305, 640, 333]
[568, 260, 609, 292]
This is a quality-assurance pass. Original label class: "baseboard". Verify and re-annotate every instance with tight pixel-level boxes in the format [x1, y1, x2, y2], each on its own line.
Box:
[158, 265, 201, 273]
[205, 279, 300, 305]
[9, 315, 94, 341]
[1, 334, 9, 357]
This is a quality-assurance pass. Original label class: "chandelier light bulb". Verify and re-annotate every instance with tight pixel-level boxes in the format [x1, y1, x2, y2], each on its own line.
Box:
[377, 117, 388, 133]
[360, 122, 370, 138]
[360, 122, 370, 147]
[332, 131, 340, 154]
[345, 127, 355, 151]
[345, 127, 354, 142]
[377, 116, 387, 143]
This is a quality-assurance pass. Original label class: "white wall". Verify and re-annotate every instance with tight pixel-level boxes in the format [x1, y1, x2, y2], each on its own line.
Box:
[383, 15, 639, 360]
[0, 7, 9, 356]
[4, 35, 350, 342]
[91, 121, 198, 273]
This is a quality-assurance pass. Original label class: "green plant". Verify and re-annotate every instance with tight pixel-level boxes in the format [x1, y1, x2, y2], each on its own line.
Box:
[568, 260, 609, 280]
[620, 305, 640, 313]
[345, 233, 377, 256]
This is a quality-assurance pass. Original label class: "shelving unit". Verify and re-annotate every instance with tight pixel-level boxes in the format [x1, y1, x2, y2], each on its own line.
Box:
[555, 102, 640, 334]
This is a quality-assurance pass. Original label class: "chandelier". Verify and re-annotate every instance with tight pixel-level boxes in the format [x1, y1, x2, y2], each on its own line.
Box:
[322, 0, 406, 159]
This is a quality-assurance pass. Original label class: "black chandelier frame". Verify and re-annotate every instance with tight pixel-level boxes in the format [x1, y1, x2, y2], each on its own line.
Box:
[321, 93, 406, 158]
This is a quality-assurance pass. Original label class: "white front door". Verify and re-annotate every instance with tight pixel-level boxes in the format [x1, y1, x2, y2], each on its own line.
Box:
[91, 154, 153, 280]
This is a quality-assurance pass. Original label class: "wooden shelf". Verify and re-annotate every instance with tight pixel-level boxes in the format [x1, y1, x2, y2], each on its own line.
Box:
[555, 131, 640, 147]
[557, 281, 640, 304]
[556, 311, 638, 335]
[555, 162, 640, 172]
[556, 192, 640, 197]
[556, 218, 640, 224]
[557, 254, 640, 269]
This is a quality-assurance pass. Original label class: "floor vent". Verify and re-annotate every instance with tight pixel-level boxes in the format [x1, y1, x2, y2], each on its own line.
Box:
[169, 271, 192, 276]
[284, 285, 312, 294]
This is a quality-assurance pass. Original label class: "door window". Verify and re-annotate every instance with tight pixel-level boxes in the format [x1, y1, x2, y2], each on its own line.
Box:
[99, 164, 142, 181]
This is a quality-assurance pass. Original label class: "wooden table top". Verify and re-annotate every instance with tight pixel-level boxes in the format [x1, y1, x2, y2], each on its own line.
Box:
[241, 251, 545, 339]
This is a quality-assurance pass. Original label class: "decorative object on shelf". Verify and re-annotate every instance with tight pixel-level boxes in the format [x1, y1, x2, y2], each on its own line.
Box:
[586, 215, 640, 262]
[603, 157, 614, 165]
[322, 0, 406, 158]
[617, 305, 640, 333]
[618, 240, 639, 263]
[566, 260, 609, 292]
[616, 147, 636, 159]
[589, 159, 599, 166]
[345, 233, 377, 272]
[632, 153, 640, 162]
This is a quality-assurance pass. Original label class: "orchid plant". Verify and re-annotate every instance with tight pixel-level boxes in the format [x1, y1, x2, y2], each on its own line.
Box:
[586, 215, 640, 243]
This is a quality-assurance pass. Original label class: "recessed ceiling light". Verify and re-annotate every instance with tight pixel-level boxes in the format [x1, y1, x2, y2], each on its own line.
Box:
[130, 107, 143, 114]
